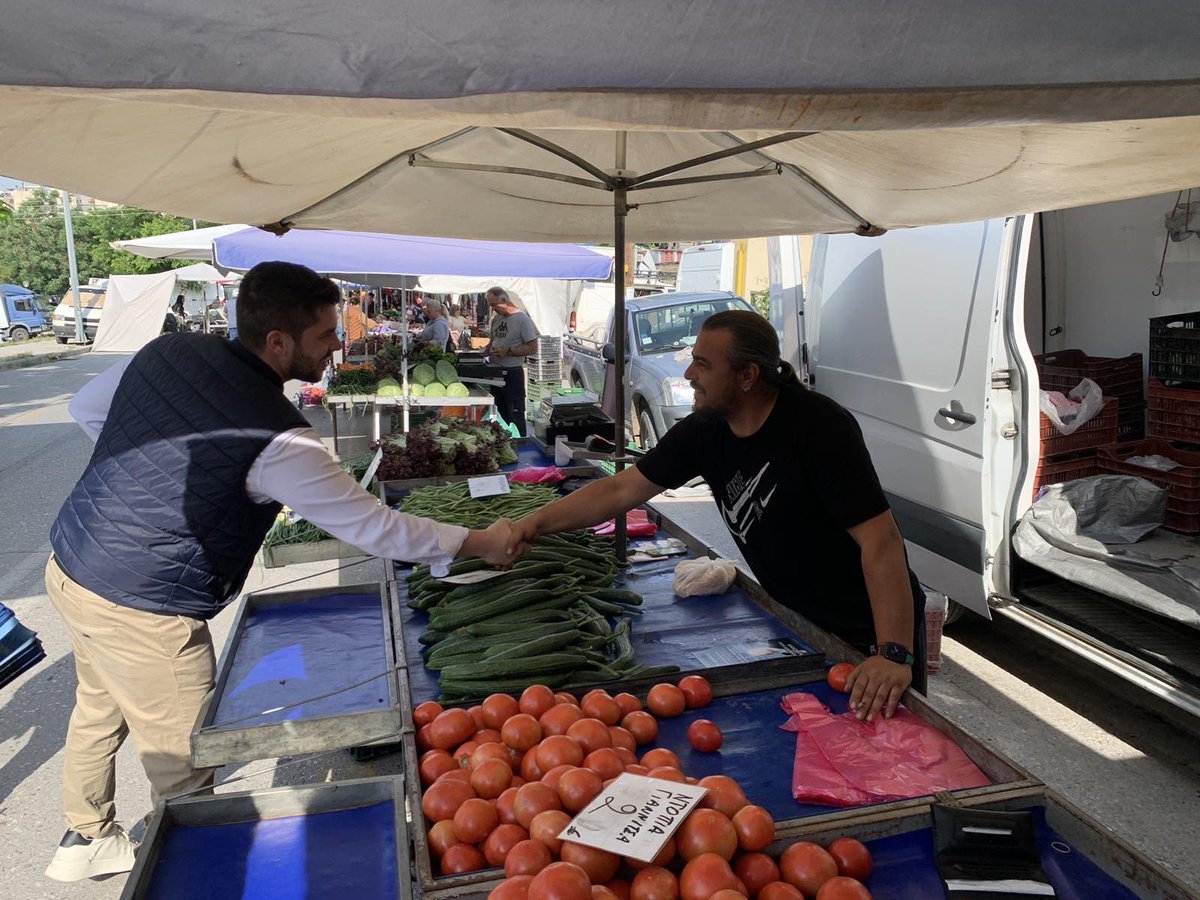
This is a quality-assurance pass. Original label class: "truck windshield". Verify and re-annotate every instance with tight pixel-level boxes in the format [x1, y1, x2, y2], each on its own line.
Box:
[632, 297, 752, 353]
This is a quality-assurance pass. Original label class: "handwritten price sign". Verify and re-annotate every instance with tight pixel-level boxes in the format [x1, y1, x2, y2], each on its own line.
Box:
[557, 773, 708, 862]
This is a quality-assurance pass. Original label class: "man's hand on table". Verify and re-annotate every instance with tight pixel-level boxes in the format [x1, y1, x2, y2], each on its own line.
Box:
[845, 655, 912, 722]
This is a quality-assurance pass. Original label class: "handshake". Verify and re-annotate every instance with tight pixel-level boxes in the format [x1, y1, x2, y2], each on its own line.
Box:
[460, 516, 541, 567]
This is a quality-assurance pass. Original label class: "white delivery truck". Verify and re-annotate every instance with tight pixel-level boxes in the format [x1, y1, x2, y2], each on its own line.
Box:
[772, 191, 1200, 724]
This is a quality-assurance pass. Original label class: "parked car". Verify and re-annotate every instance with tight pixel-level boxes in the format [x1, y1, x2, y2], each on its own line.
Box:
[0, 284, 51, 341]
[52, 287, 106, 343]
[564, 290, 753, 448]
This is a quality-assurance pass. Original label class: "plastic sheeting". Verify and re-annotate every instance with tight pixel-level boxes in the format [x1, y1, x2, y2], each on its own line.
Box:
[781, 692, 990, 807]
[1014, 476, 1200, 630]
[91, 263, 225, 353]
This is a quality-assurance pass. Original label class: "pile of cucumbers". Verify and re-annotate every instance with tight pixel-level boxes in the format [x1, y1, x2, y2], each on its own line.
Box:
[406, 531, 678, 701]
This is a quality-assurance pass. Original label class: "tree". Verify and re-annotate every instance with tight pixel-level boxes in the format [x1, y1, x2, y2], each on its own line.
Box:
[0, 190, 207, 295]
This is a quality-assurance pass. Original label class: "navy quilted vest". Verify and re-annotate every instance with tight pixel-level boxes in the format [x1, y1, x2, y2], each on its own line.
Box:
[51, 334, 308, 618]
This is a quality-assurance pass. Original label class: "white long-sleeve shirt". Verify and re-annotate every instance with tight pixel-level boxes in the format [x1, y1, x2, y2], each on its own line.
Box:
[69, 357, 468, 575]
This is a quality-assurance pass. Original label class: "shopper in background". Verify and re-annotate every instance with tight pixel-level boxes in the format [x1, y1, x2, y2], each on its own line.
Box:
[42, 261, 515, 883]
[483, 286, 539, 435]
[343, 295, 377, 355]
[414, 299, 452, 352]
[448, 303, 469, 350]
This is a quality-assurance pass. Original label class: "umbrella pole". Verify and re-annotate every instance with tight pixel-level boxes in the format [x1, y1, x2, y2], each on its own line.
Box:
[613, 182, 629, 564]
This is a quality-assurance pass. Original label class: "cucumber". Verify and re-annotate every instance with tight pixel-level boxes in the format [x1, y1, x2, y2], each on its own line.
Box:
[482, 629, 582, 662]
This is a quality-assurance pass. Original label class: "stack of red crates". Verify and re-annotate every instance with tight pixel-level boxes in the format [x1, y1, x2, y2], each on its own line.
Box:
[1033, 351, 1133, 496]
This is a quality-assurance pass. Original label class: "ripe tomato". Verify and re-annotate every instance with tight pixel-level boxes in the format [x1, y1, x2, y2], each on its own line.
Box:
[687, 719, 723, 752]
[827, 838, 872, 881]
[427, 819, 459, 858]
[521, 685, 558, 719]
[676, 808, 738, 861]
[537, 734, 585, 770]
[679, 853, 740, 900]
[780, 842, 839, 897]
[541, 764, 575, 793]
[417, 723, 436, 751]
[625, 837, 675, 871]
[554, 691, 580, 706]
[529, 808, 572, 855]
[429, 707, 476, 750]
[710, 892, 746, 900]
[453, 797, 499, 844]
[513, 781, 562, 830]
[621, 711, 659, 745]
[540, 703, 585, 737]
[624, 763, 650, 776]
[584, 747, 625, 781]
[472, 758, 515, 800]
[414, 700, 444, 728]
[557, 767, 604, 813]
[732, 804, 775, 852]
[735, 852, 781, 896]
[630, 865, 679, 900]
[419, 749, 459, 786]
[475, 728, 504, 745]
[567, 718, 613, 754]
[505, 839, 553, 878]
[489, 875, 535, 900]
[484, 823, 530, 868]
[677, 675, 713, 709]
[469, 705, 489, 730]
[521, 747, 547, 782]
[529, 862, 593, 900]
[496, 786, 521, 825]
[640, 747, 682, 770]
[561, 842, 620, 884]
[826, 663, 855, 693]
[473, 741, 515, 769]
[815, 876, 873, 900]
[698, 775, 748, 818]
[592, 888, 620, 900]
[483, 693, 521, 729]
[614, 692, 643, 717]
[502, 713, 543, 752]
[608, 726, 637, 753]
[605, 878, 633, 900]
[646, 683, 686, 718]
[441, 843, 487, 875]
[758, 884, 804, 900]
[646, 766, 686, 784]
[454, 741, 481, 768]
[436, 768, 473, 787]
[581, 693, 622, 726]
[422, 779, 476, 823]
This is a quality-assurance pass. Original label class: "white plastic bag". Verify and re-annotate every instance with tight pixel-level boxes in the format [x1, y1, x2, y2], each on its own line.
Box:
[673, 556, 737, 597]
[1039, 377, 1105, 435]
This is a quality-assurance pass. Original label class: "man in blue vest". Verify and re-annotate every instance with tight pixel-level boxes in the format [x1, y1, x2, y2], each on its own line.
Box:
[43, 261, 514, 882]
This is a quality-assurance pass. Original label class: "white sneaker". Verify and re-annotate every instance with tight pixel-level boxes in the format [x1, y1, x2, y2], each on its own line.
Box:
[45, 826, 138, 882]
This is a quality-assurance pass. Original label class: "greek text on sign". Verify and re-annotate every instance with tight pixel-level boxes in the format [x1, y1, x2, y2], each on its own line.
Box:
[557, 773, 708, 862]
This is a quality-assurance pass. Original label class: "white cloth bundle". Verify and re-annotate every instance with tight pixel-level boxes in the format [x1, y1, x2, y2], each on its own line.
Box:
[672, 556, 738, 598]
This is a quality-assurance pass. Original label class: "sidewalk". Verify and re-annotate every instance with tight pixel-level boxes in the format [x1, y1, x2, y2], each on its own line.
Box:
[0, 337, 90, 370]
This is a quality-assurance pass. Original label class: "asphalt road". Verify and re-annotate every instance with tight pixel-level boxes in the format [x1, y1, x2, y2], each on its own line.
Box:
[1, 355, 1198, 896]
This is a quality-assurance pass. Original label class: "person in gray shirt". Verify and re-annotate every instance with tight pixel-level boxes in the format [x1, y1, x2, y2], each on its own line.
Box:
[484, 287, 539, 435]
[415, 299, 451, 351]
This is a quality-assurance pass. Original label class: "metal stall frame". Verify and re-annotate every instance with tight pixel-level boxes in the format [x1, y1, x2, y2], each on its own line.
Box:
[120, 776, 412, 900]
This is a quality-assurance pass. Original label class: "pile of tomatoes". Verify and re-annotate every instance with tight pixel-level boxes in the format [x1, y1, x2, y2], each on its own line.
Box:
[414, 675, 874, 899]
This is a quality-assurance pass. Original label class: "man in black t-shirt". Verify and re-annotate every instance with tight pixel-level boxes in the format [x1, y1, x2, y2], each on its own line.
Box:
[508, 311, 926, 719]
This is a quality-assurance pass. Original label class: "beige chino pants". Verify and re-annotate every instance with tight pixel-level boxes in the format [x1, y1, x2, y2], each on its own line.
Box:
[44, 556, 216, 837]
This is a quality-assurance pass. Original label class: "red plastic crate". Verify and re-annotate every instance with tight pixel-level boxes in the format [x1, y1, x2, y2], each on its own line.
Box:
[1147, 378, 1200, 444]
[1039, 397, 1119, 456]
[1035, 349, 1144, 402]
[1033, 451, 1099, 496]
[1097, 439, 1200, 533]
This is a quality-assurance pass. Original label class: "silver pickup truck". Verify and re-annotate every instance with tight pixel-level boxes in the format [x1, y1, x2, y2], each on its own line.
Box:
[564, 291, 753, 448]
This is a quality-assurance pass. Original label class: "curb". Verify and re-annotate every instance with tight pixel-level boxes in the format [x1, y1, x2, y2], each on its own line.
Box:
[0, 346, 91, 371]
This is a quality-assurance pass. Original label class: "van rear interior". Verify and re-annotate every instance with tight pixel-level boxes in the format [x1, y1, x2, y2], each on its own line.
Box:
[1016, 195, 1200, 697]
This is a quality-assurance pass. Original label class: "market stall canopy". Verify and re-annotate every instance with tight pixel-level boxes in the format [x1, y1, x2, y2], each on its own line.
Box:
[417, 275, 579, 337]
[2, 3, 1200, 241]
[92, 263, 224, 353]
[110, 224, 251, 260]
[211, 229, 613, 283]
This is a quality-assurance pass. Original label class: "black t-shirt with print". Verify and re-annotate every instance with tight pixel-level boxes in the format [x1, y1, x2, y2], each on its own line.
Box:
[637, 384, 923, 647]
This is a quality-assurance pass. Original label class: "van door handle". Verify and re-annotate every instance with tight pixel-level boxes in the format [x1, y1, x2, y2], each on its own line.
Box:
[937, 407, 977, 426]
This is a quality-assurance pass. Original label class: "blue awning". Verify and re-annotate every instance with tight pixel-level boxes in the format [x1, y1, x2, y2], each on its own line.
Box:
[212, 229, 613, 282]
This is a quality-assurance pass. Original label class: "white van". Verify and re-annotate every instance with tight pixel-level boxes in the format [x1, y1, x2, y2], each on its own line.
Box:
[676, 241, 737, 293]
[773, 192, 1200, 723]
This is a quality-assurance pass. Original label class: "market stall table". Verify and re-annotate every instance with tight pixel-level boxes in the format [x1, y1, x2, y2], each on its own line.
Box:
[325, 385, 495, 450]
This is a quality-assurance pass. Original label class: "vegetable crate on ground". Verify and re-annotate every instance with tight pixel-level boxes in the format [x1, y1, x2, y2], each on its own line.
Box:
[1038, 396, 1119, 457]
[1096, 439, 1200, 533]
[1148, 377, 1200, 444]
[120, 777, 411, 900]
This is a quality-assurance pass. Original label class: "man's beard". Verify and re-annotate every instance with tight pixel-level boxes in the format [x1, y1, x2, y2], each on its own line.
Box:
[288, 347, 330, 383]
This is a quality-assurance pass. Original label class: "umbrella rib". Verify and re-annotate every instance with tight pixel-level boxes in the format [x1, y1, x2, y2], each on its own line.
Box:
[627, 166, 780, 192]
[497, 129, 615, 186]
[409, 156, 609, 191]
[627, 131, 812, 186]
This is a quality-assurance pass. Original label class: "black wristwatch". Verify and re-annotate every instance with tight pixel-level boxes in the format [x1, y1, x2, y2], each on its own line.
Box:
[875, 642, 915, 666]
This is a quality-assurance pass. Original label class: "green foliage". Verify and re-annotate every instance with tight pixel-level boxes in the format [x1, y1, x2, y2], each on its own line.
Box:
[0, 189, 209, 295]
[749, 288, 771, 318]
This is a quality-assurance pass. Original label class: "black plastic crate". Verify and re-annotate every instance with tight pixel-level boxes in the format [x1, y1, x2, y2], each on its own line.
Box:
[1149, 311, 1200, 384]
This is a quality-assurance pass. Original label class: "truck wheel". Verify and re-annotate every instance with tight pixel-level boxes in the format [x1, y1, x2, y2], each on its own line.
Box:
[636, 406, 659, 450]
[944, 600, 967, 626]
[8, 326, 29, 342]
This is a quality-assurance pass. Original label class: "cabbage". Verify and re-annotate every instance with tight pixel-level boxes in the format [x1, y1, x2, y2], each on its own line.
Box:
[412, 363, 437, 386]
[376, 384, 404, 397]
[377, 376, 400, 390]
[436, 360, 460, 385]
[426, 382, 448, 396]
[446, 382, 470, 398]
[407, 383, 425, 397]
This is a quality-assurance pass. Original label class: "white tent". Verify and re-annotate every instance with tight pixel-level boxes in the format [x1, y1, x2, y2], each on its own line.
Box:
[417, 275, 579, 338]
[110, 225, 251, 260]
[92, 263, 225, 353]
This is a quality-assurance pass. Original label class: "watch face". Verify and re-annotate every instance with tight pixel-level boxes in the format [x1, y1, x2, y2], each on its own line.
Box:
[882, 643, 910, 664]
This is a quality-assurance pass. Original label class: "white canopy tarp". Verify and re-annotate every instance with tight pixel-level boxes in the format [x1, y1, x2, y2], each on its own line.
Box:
[417, 275, 579, 338]
[92, 263, 224, 353]
[110, 225, 251, 260]
[2, 2, 1200, 241]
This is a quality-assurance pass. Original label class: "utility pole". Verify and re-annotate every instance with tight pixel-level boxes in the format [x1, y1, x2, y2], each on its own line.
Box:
[61, 190, 85, 344]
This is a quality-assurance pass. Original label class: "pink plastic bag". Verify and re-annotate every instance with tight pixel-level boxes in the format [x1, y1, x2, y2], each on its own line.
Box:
[593, 508, 658, 537]
[779, 692, 989, 807]
[509, 466, 566, 485]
